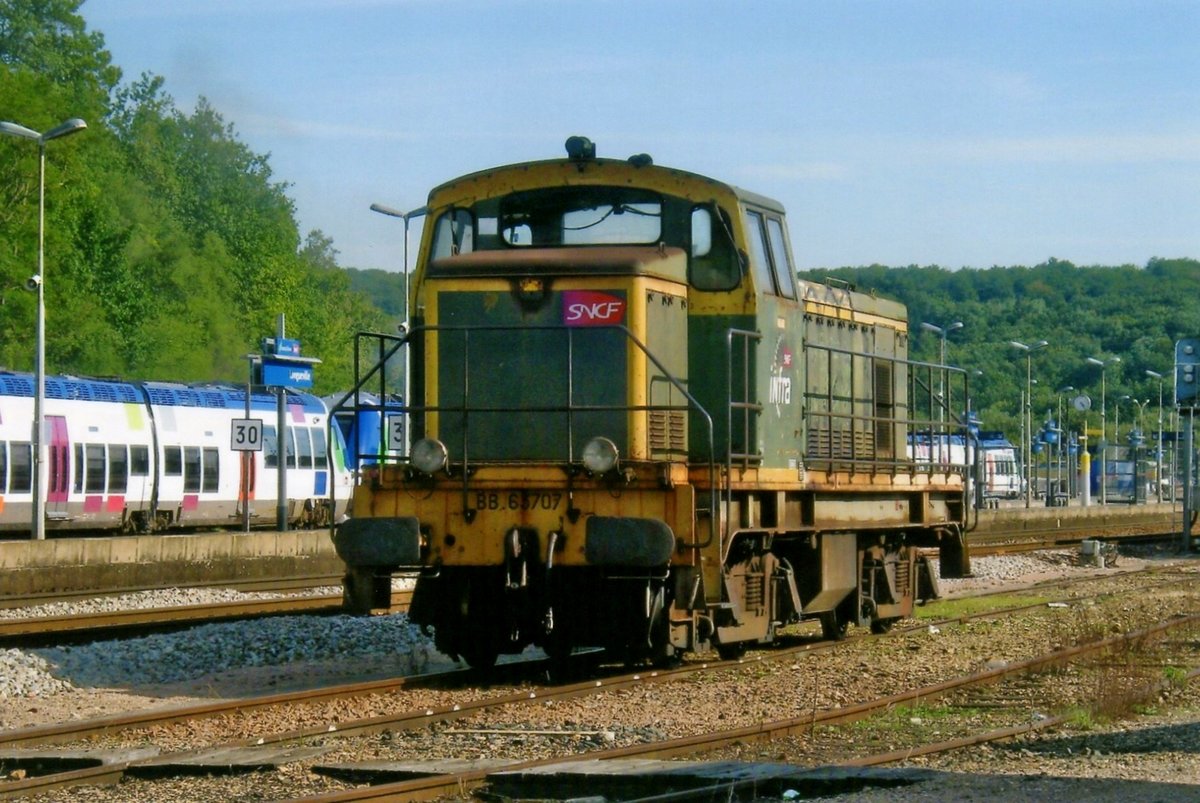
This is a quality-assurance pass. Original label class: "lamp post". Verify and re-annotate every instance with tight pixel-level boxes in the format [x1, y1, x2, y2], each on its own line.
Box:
[920, 321, 963, 464]
[1133, 398, 1150, 433]
[1115, 394, 1132, 500]
[0, 117, 88, 541]
[1146, 369, 1165, 502]
[921, 320, 963, 368]
[1011, 339, 1048, 508]
[1086, 355, 1121, 504]
[1057, 385, 1075, 500]
[369, 203, 428, 448]
[1114, 394, 1131, 447]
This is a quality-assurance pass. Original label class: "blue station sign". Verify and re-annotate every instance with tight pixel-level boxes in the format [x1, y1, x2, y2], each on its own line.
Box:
[261, 357, 314, 388]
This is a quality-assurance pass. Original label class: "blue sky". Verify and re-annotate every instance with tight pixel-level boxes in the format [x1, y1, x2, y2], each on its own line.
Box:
[82, 0, 1199, 272]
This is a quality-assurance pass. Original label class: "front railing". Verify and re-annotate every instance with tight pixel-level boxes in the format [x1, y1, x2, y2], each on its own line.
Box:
[332, 324, 719, 547]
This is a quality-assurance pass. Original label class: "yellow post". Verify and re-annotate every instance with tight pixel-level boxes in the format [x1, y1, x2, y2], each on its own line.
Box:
[1080, 442, 1092, 507]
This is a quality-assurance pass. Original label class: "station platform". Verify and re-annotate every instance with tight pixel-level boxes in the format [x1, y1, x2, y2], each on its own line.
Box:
[0, 529, 343, 597]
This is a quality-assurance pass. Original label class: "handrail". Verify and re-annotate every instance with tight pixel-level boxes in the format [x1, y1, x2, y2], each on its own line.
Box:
[333, 323, 718, 549]
[802, 341, 971, 478]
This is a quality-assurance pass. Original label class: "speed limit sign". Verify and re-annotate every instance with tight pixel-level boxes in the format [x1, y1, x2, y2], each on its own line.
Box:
[231, 418, 264, 451]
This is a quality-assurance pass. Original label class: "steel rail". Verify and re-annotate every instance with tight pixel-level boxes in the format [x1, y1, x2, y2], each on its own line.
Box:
[0, 589, 411, 646]
[5, 569, 1191, 752]
[281, 612, 1200, 802]
[4, 591, 1195, 800]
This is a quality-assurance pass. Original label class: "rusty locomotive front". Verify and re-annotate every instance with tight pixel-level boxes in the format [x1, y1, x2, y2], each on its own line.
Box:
[333, 136, 970, 670]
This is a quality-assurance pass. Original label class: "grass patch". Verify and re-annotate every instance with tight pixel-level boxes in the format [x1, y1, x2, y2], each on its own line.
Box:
[916, 593, 1054, 620]
[1163, 665, 1189, 688]
[849, 703, 976, 732]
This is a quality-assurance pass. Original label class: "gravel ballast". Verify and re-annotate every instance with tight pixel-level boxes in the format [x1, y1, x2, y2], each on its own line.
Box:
[1, 547, 1197, 802]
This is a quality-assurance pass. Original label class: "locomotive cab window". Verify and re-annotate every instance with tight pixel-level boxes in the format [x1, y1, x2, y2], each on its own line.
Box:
[430, 208, 475, 259]
[689, 204, 741, 291]
[500, 187, 662, 247]
[744, 209, 796, 299]
[766, 217, 796, 298]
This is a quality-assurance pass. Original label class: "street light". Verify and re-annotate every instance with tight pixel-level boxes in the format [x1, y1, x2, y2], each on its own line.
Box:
[0, 117, 88, 541]
[920, 320, 964, 367]
[1114, 394, 1131, 445]
[920, 321, 963, 439]
[1011, 340, 1048, 508]
[1086, 355, 1121, 504]
[369, 202, 428, 450]
[1057, 386, 1075, 500]
[1146, 369, 1166, 502]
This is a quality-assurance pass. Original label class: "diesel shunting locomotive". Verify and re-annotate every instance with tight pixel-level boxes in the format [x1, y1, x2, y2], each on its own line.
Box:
[334, 137, 971, 669]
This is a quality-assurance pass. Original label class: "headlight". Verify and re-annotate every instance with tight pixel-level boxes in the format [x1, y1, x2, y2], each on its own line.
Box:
[410, 438, 448, 474]
[581, 436, 619, 474]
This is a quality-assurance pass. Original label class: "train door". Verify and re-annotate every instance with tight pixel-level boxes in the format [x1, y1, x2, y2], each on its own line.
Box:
[45, 415, 69, 518]
[744, 208, 804, 468]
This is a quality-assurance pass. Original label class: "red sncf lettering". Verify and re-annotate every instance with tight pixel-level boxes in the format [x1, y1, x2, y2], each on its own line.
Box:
[561, 291, 625, 326]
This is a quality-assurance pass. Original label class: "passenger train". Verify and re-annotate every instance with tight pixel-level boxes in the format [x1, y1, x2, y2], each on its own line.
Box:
[0, 372, 351, 534]
[334, 136, 971, 670]
[907, 431, 1023, 504]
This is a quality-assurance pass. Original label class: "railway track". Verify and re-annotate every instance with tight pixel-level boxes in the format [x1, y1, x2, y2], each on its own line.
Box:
[0, 573, 347, 611]
[0, 589, 413, 648]
[2, 567, 1196, 800]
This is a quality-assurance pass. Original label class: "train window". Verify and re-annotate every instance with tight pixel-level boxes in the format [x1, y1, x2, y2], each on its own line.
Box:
[285, 429, 297, 469]
[164, 446, 182, 476]
[202, 448, 219, 492]
[766, 217, 796, 299]
[297, 428, 313, 469]
[10, 442, 31, 493]
[689, 205, 741, 291]
[500, 187, 662, 247]
[691, 207, 713, 257]
[108, 445, 128, 494]
[430, 209, 474, 259]
[183, 447, 201, 492]
[131, 446, 150, 476]
[312, 427, 329, 468]
[743, 211, 778, 295]
[86, 445, 105, 492]
[0, 443, 5, 492]
[264, 426, 279, 469]
[74, 443, 83, 492]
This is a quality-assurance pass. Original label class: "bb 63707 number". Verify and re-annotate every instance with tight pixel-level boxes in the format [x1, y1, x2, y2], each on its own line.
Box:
[473, 491, 563, 511]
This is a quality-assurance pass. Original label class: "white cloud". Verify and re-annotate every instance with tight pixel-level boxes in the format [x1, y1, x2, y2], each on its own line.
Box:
[922, 134, 1200, 164]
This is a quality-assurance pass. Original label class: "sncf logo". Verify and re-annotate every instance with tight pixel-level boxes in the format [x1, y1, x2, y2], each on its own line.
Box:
[562, 291, 626, 327]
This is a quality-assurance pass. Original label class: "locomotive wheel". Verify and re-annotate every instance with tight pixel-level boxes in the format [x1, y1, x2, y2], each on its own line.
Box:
[715, 641, 747, 661]
[870, 617, 899, 634]
[459, 642, 499, 670]
[820, 611, 849, 641]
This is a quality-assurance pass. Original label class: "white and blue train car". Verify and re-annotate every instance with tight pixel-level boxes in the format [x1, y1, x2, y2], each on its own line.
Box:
[0, 372, 351, 534]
